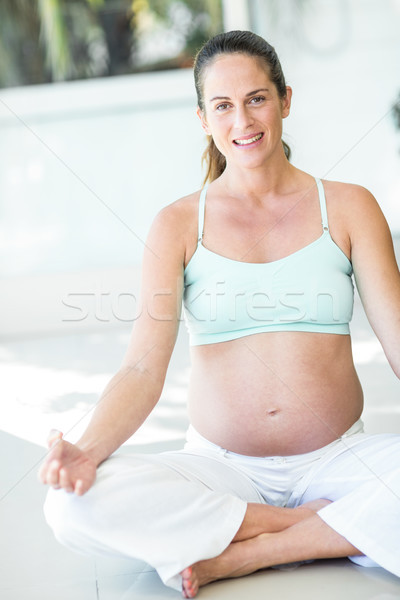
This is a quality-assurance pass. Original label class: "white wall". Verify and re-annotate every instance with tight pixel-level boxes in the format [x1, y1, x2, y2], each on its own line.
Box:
[250, 0, 400, 229]
[0, 69, 203, 278]
[0, 69, 205, 336]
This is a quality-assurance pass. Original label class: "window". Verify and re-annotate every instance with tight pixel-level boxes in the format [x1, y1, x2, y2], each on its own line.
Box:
[0, 0, 223, 88]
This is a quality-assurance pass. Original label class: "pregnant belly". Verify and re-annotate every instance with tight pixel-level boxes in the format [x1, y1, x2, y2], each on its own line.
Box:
[188, 335, 363, 456]
[189, 395, 361, 456]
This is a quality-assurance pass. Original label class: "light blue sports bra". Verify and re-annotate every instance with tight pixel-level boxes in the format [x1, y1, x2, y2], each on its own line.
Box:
[183, 178, 354, 346]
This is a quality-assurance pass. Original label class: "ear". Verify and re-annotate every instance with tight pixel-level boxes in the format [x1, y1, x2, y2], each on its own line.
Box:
[281, 86, 292, 119]
[197, 106, 211, 135]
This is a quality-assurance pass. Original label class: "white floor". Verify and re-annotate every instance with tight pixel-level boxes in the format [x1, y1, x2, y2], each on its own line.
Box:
[1, 281, 400, 599]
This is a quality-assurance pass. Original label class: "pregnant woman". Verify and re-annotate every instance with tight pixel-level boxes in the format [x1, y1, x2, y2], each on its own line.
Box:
[40, 30, 400, 598]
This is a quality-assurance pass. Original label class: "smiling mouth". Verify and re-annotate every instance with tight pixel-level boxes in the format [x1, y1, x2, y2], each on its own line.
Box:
[233, 133, 263, 146]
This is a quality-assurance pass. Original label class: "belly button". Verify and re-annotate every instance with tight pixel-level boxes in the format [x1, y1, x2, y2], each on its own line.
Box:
[267, 409, 279, 417]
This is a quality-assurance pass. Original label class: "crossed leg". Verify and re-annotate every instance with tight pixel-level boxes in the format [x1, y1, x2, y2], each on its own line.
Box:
[181, 501, 361, 598]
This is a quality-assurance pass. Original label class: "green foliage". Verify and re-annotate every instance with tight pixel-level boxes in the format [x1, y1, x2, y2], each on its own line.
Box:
[0, 1, 46, 87]
[37, 0, 72, 80]
[393, 93, 400, 130]
[0, 0, 223, 88]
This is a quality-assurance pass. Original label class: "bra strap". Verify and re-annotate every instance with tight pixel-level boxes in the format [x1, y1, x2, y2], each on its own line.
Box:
[197, 183, 208, 243]
[315, 177, 329, 232]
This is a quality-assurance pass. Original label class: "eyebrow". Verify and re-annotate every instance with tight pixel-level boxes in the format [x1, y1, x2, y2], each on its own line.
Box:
[209, 88, 270, 102]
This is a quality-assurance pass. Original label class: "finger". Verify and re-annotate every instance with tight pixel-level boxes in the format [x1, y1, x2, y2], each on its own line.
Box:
[47, 429, 63, 449]
[39, 442, 63, 484]
[38, 461, 50, 484]
[37, 462, 45, 484]
[59, 467, 74, 493]
[38, 457, 58, 485]
[75, 479, 86, 496]
[46, 459, 62, 487]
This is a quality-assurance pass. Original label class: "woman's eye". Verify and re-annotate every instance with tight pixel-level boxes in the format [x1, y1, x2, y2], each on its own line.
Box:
[250, 96, 265, 104]
[216, 103, 230, 111]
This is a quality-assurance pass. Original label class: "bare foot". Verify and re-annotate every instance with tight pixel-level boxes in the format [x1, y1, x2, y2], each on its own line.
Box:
[181, 536, 269, 598]
[181, 567, 198, 599]
[180, 500, 332, 597]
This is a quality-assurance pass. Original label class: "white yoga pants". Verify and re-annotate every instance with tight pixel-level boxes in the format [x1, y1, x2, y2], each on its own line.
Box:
[44, 420, 400, 591]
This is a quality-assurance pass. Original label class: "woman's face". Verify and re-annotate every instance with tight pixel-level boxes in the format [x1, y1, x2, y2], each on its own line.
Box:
[197, 53, 291, 170]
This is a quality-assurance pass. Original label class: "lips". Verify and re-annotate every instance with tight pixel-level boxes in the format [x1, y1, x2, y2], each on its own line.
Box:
[233, 133, 263, 146]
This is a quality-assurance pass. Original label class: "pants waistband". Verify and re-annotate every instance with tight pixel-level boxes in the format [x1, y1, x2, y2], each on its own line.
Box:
[185, 419, 365, 463]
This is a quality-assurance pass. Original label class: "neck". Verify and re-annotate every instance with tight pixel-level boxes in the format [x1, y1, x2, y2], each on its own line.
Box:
[217, 153, 295, 200]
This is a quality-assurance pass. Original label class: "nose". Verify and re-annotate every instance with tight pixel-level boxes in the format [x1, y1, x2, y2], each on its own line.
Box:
[234, 105, 254, 130]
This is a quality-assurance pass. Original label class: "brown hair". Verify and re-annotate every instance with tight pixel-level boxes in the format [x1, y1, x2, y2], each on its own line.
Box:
[194, 30, 291, 183]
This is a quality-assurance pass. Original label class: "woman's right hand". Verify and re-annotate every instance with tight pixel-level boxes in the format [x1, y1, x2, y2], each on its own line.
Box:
[38, 430, 97, 495]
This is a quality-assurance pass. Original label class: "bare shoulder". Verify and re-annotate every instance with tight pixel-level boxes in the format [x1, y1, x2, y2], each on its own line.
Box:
[145, 189, 201, 264]
[322, 179, 388, 232]
[323, 178, 376, 206]
[151, 190, 199, 233]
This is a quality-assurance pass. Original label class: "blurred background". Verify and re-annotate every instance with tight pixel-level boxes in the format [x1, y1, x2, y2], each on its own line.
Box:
[0, 0, 400, 446]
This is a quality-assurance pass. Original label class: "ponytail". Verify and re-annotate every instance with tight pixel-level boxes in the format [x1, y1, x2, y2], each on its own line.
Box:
[202, 136, 226, 185]
[282, 140, 291, 161]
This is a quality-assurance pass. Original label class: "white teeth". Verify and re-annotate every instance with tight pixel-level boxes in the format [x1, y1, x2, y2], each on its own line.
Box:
[234, 133, 262, 145]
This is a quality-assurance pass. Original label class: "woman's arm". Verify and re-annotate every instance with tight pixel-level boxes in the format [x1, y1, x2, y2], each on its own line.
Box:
[39, 200, 191, 493]
[348, 185, 400, 377]
[74, 203, 186, 464]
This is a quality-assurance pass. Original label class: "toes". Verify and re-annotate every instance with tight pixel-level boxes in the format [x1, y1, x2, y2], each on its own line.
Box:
[181, 567, 198, 598]
[182, 584, 197, 599]
[181, 567, 192, 579]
